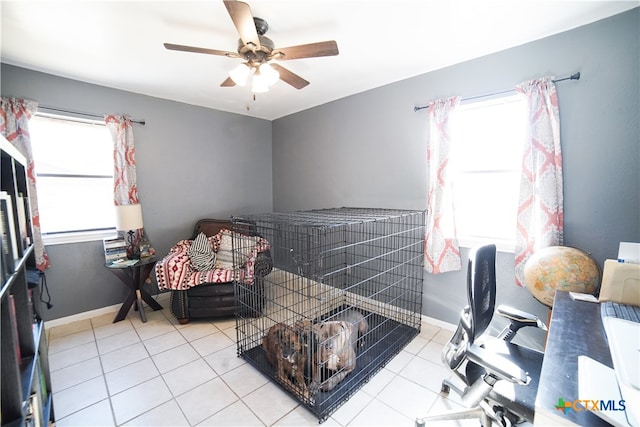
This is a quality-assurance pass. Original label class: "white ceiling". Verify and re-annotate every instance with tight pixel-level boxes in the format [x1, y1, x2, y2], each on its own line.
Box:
[1, 1, 637, 120]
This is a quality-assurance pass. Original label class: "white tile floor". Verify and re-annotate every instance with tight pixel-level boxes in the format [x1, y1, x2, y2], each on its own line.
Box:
[46, 300, 478, 427]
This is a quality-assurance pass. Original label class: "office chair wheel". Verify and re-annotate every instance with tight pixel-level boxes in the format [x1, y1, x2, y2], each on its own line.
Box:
[440, 383, 450, 395]
[497, 411, 507, 427]
[504, 411, 519, 427]
[493, 407, 518, 427]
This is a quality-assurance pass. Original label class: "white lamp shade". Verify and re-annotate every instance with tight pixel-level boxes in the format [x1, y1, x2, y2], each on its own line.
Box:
[229, 63, 251, 86]
[115, 204, 144, 231]
[259, 63, 280, 86]
[251, 72, 270, 93]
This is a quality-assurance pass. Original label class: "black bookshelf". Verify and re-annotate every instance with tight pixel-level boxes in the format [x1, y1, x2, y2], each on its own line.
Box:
[1, 135, 53, 427]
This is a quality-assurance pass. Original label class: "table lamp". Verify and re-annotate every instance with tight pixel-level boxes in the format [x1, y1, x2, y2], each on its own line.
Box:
[115, 203, 144, 259]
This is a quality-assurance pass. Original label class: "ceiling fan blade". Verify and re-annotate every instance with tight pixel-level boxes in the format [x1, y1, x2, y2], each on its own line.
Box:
[164, 43, 240, 58]
[271, 40, 339, 61]
[271, 64, 309, 90]
[223, 0, 261, 50]
[220, 76, 236, 87]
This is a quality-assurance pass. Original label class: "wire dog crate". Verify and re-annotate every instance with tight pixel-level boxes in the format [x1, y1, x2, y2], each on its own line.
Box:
[231, 207, 426, 422]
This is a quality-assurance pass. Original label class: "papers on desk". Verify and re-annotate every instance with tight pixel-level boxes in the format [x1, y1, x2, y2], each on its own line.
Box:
[109, 258, 139, 267]
[618, 242, 640, 264]
[578, 317, 640, 427]
[578, 356, 629, 426]
[569, 292, 598, 303]
[604, 317, 640, 426]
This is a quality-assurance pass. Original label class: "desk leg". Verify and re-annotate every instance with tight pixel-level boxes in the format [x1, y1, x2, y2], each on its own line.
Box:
[140, 290, 163, 311]
[135, 288, 147, 323]
[111, 262, 162, 323]
[114, 292, 137, 323]
[139, 263, 163, 312]
[109, 261, 162, 323]
[131, 267, 143, 323]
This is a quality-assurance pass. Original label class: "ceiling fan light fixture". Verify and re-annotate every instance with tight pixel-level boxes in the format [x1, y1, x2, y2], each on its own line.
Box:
[251, 72, 270, 93]
[229, 62, 251, 86]
[165, 1, 339, 93]
[251, 81, 269, 93]
[259, 62, 279, 86]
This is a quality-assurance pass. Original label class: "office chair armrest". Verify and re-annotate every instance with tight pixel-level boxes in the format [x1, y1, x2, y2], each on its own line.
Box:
[466, 343, 530, 385]
[496, 305, 548, 341]
[496, 305, 542, 326]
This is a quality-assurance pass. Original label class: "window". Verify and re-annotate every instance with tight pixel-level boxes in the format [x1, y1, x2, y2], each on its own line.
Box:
[29, 113, 115, 244]
[449, 94, 527, 252]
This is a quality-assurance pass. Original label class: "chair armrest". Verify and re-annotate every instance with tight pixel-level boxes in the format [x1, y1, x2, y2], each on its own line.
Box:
[496, 305, 548, 341]
[466, 343, 530, 385]
[497, 305, 544, 326]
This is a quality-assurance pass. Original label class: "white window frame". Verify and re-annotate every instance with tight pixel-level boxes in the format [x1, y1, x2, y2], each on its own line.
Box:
[449, 93, 526, 253]
[29, 113, 118, 245]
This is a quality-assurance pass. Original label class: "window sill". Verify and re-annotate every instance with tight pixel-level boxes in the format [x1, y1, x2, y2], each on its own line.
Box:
[457, 236, 515, 254]
[42, 230, 118, 246]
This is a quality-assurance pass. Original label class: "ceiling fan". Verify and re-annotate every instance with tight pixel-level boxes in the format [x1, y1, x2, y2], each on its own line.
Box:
[164, 0, 339, 93]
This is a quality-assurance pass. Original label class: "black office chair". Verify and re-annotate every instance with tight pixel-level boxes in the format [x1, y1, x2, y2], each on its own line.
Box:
[416, 244, 547, 427]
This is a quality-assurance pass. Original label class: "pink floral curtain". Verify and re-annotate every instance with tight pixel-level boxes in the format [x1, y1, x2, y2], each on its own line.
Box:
[514, 77, 564, 286]
[105, 115, 138, 205]
[0, 97, 50, 271]
[424, 96, 462, 273]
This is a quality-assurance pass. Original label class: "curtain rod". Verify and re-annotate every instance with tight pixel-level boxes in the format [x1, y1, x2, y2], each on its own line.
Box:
[38, 105, 146, 125]
[413, 72, 581, 112]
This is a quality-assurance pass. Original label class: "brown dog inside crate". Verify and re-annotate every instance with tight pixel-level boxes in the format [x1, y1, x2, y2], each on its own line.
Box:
[262, 322, 312, 397]
[297, 308, 369, 392]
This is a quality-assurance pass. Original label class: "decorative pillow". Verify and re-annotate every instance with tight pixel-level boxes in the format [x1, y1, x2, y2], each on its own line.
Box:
[214, 232, 235, 269]
[214, 229, 260, 270]
[187, 232, 216, 271]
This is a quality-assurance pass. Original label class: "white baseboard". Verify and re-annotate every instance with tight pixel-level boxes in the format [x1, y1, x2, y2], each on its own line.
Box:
[45, 293, 453, 333]
[44, 292, 171, 329]
[421, 314, 457, 331]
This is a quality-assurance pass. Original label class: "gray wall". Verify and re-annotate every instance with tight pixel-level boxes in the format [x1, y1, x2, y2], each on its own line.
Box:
[0, 65, 273, 320]
[272, 9, 639, 348]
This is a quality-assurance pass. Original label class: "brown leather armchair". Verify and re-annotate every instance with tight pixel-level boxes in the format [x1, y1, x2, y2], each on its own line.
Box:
[157, 219, 272, 324]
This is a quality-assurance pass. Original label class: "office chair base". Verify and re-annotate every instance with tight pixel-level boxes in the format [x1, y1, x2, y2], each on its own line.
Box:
[420, 379, 518, 427]
[440, 378, 465, 397]
[416, 405, 491, 427]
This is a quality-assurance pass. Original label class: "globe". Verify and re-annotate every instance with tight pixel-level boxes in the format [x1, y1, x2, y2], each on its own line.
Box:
[524, 246, 601, 307]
